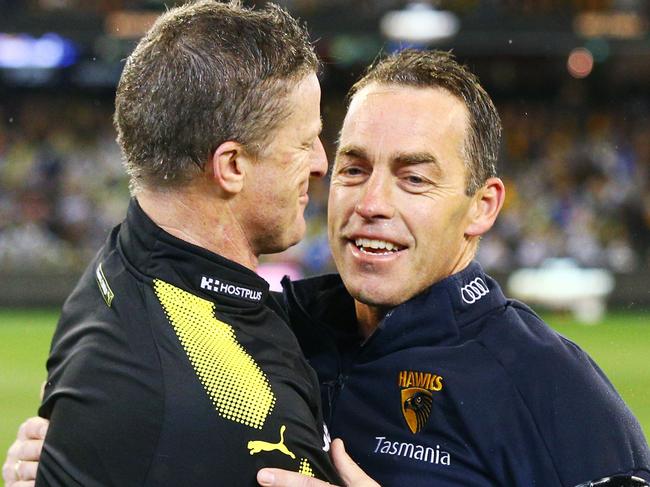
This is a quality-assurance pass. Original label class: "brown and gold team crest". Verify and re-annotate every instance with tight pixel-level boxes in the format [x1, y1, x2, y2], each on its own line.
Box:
[398, 370, 443, 434]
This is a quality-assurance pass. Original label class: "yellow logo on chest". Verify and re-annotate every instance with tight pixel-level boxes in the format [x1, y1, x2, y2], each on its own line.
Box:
[398, 370, 444, 434]
[248, 425, 296, 459]
[398, 370, 443, 391]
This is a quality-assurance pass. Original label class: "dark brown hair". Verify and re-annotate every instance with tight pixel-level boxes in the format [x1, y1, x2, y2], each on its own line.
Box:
[114, 0, 318, 191]
[349, 49, 501, 195]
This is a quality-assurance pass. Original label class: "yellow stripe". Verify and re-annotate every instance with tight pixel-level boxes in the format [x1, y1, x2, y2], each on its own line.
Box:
[154, 279, 275, 429]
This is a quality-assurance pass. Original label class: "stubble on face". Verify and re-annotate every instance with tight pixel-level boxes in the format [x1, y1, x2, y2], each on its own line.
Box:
[240, 73, 325, 256]
[328, 84, 477, 316]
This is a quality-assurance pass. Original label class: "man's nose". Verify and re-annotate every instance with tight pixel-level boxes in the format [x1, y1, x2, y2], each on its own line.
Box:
[310, 137, 328, 178]
[354, 171, 395, 220]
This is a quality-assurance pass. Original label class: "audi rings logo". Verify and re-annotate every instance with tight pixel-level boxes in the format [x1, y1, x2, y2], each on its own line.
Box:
[460, 277, 489, 304]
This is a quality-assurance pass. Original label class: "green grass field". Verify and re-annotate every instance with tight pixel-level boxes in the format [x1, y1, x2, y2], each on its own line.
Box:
[0, 308, 648, 466]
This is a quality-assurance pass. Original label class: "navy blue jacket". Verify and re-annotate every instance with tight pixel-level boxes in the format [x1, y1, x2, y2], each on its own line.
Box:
[283, 262, 650, 486]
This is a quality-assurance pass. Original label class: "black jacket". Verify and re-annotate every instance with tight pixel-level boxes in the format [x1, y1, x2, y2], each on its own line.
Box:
[37, 200, 339, 486]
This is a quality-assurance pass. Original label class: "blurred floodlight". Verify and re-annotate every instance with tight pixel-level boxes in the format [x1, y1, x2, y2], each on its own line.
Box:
[0, 35, 27, 68]
[574, 11, 646, 39]
[508, 258, 615, 324]
[33, 35, 65, 68]
[567, 47, 594, 79]
[0, 33, 76, 69]
[380, 2, 460, 44]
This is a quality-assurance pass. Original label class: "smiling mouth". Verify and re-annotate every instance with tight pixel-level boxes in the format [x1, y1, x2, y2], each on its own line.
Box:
[353, 238, 406, 255]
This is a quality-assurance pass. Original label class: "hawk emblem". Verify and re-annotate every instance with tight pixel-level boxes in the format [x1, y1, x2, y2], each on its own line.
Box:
[401, 387, 433, 434]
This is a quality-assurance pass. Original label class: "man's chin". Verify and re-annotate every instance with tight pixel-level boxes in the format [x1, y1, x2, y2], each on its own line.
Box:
[260, 226, 305, 255]
[342, 276, 406, 309]
[286, 221, 306, 249]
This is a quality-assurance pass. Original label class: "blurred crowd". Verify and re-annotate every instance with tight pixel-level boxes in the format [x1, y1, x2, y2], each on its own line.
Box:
[1, 91, 649, 276]
[480, 96, 650, 273]
[0, 95, 128, 271]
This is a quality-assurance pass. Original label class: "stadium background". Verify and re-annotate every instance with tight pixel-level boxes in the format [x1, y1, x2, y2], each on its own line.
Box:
[0, 0, 648, 464]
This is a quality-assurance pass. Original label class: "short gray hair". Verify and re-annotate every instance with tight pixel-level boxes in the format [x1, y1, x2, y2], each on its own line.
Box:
[114, 1, 318, 191]
[350, 49, 501, 195]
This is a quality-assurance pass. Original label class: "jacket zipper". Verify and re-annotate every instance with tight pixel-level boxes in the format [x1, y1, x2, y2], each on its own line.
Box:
[328, 311, 393, 423]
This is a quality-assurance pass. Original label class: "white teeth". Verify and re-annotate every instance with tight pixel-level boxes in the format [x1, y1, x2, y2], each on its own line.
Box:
[354, 238, 401, 252]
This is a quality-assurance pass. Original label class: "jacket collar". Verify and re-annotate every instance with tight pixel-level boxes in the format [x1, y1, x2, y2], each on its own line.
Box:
[284, 261, 507, 357]
[375, 261, 507, 351]
[118, 198, 269, 309]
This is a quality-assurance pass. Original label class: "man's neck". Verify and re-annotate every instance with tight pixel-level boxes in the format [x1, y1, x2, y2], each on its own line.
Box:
[354, 301, 389, 339]
[136, 187, 259, 271]
[352, 257, 476, 340]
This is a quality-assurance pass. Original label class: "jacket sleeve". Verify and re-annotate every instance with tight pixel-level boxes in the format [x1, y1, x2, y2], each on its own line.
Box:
[535, 338, 650, 485]
[36, 271, 163, 487]
[481, 306, 650, 486]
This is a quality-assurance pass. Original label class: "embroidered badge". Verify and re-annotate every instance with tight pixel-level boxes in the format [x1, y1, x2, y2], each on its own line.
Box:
[398, 370, 443, 434]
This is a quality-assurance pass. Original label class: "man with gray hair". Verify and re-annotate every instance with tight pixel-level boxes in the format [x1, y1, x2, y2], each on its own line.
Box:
[259, 49, 650, 486]
[5, 1, 341, 486]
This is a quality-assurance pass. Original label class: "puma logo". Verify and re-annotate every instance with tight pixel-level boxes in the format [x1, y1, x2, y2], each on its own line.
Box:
[247, 425, 296, 459]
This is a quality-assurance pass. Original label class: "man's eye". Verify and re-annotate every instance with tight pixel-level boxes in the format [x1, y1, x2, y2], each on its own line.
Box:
[341, 167, 364, 176]
[405, 174, 425, 185]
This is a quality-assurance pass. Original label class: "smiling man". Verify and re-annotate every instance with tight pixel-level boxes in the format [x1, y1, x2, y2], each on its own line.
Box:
[328, 78, 497, 336]
[273, 50, 650, 486]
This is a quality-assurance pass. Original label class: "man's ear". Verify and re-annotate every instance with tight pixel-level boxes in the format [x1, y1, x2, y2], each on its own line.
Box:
[208, 141, 253, 195]
[465, 177, 506, 237]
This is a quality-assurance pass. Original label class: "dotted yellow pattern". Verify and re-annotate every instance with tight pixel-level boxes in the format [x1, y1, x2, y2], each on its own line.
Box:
[298, 458, 315, 477]
[154, 279, 275, 429]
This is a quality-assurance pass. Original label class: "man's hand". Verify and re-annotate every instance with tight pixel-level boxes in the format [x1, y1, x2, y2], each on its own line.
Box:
[257, 439, 380, 487]
[2, 417, 48, 487]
